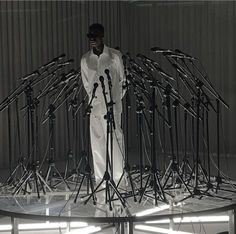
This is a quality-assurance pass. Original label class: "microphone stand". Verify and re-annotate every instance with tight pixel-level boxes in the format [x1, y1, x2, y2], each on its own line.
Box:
[161, 85, 192, 196]
[84, 76, 126, 210]
[116, 57, 137, 202]
[66, 94, 88, 184]
[179, 109, 193, 180]
[62, 81, 82, 182]
[64, 99, 75, 180]
[44, 104, 70, 190]
[12, 84, 52, 198]
[74, 84, 98, 204]
[176, 57, 234, 195]
[138, 77, 167, 205]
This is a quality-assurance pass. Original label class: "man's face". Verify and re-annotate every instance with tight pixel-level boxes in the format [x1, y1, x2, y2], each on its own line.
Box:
[87, 29, 104, 48]
[89, 35, 103, 48]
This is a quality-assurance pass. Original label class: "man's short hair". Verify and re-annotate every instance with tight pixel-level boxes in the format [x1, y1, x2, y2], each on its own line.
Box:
[87, 23, 104, 38]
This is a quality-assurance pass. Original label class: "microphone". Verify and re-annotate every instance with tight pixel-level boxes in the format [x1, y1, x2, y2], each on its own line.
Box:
[21, 70, 40, 81]
[21, 54, 67, 81]
[175, 49, 197, 60]
[151, 47, 174, 53]
[63, 69, 78, 82]
[136, 54, 160, 67]
[51, 70, 77, 88]
[156, 67, 175, 81]
[104, 69, 113, 89]
[104, 69, 111, 81]
[58, 59, 74, 66]
[171, 63, 189, 78]
[99, 76, 108, 104]
[92, 82, 98, 97]
[40, 53, 66, 69]
[99, 76, 105, 89]
[151, 47, 180, 58]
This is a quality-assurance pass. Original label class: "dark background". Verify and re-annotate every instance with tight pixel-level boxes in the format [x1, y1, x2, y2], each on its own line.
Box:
[0, 1, 235, 178]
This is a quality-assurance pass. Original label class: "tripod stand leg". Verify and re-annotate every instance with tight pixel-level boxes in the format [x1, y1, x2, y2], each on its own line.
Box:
[12, 171, 31, 195]
[162, 171, 172, 189]
[88, 175, 97, 205]
[106, 182, 113, 211]
[127, 171, 137, 202]
[115, 170, 137, 202]
[175, 170, 192, 196]
[37, 173, 52, 192]
[139, 174, 151, 203]
[109, 180, 126, 208]
[53, 166, 70, 190]
[33, 171, 40, 199]
[186, 163, 196, 186]
[162, 162, 172, 184]
[84, 179, 104, 205]
[45, 166, 51, 185]
[74, 175, 85, 203]
[154, 173, 167, 203]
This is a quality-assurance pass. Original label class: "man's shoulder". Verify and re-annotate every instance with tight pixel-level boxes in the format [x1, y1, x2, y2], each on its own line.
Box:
[107, 47, 122, 58]
[81, 51, 90, 60]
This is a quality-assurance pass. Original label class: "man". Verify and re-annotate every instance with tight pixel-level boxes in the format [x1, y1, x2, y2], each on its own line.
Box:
[81, 23, 125, 188]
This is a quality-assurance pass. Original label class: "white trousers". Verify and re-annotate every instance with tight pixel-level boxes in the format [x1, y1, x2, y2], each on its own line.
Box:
[90, 113, 124, 185]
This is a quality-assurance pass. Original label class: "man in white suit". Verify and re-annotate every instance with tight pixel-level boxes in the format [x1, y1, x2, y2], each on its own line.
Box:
[81, 23, 125, 191]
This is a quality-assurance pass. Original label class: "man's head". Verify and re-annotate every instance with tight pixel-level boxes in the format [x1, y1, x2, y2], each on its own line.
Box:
[87, 23, 104, 48]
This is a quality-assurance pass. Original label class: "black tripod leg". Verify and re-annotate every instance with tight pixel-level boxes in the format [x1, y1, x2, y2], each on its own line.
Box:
[127, 171, 137, 202]
[33, 171, 40, 199]
[53, 166, 70, 190]
[106, 183, 113, 211]
[162, 171, 172, 189]
[45, 166, 51, 185]
[186, 163, 196, 186]
[154, 173, 167, 202]
[88, 175, 97, 205]
[74, 174, 85, 203]
[175, 170, 192, 195]
[84, 179, 104, 205]
[139, 174, 151, 203]
[153, 178, 158, 206]
[109, 180, 126, 208]
[38, 174, 46, 195]
[13, 171, 30, 195]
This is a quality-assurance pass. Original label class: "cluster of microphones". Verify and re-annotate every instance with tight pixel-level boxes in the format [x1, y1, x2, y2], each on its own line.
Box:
[91, 69, 113, 100]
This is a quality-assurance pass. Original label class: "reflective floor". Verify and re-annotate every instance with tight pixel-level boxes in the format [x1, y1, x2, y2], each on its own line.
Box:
[0, 177, 235, 234]
[0, 180, 235, 219]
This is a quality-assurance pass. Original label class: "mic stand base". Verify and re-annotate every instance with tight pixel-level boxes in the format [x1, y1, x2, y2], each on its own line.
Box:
[74, 155, 96, 204]
[178, 185, 232, 203]
[179, 158, 193, 181]
[116, 164, 137, 202]
[162, 160, 192, 196]
[84, 171, 126, 211]
[186, 160, 209, 189]
[138, 168, 167, 206]
[0, 157, 26, 190]
[12, 162, 52, 198]
[45, 159, 70, 190]
[212, 175, 236, 195]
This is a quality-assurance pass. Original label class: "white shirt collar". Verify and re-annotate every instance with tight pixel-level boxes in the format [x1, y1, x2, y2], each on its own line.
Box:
[90, 44, 109, 57]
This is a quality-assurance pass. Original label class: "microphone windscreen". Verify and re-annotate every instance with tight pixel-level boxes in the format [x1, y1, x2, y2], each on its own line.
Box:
[99, 76, 104, 82]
